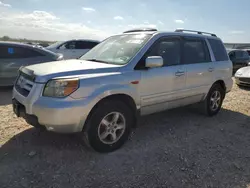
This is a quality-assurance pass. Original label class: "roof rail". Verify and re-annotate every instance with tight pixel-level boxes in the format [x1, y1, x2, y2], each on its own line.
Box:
[123, 28, 157, 33]
[175, 29, 217, 37]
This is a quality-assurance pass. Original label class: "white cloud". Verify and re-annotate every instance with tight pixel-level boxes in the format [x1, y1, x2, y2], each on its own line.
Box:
[114, 16, 124, 20]
[157, 20, 164, 25]
[82, 7, 96, 12]
[0, 1, 11, 7]
[17, 11, 58, 20]
[175, 19, 184, 24]
[0, 10, 109, 41]
[229, 30, 245, 34]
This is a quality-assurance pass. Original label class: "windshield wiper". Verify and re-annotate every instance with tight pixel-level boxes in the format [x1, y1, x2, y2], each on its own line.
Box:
[85, 59, 110, 64]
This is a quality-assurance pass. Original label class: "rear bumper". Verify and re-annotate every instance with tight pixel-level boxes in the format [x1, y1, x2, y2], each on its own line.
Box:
[225, 78, 233, 93]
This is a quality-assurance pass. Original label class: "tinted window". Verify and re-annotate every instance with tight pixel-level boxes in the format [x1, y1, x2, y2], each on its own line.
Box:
[235, 51, 249, 59]
[86, 41, 99, 48]
[0, 45, 44, 59]
[75, 41, 99, 49]
[242, 51, 249, 58]
[59, 41, 76, 50]
[147, 38, 181, 66]
[235, 51, 243, 58]
[208, 39, 228, 61]
[183, 38, 211, 64]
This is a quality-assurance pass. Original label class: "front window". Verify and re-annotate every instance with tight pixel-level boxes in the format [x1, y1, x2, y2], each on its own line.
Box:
[47, 41, 64, 49]
[80, 34, 152, 65]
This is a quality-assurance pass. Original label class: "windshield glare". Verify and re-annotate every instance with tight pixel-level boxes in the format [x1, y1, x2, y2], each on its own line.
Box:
[80, 34, 151, 65]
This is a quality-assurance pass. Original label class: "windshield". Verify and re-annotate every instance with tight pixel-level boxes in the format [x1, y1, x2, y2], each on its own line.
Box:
[80, 34, 152, 65]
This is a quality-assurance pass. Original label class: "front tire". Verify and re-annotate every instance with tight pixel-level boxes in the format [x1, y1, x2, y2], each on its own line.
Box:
[83, 100, 133, 153]
[203, 84, 225, 116]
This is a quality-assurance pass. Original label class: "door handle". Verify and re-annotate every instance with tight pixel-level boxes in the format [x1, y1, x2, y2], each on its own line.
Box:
[208, 67, 214, 72]
[175, 71, 185, 77]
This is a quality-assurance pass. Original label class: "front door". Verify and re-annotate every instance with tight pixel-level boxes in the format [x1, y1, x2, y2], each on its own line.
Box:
[138, 37, 186, 115]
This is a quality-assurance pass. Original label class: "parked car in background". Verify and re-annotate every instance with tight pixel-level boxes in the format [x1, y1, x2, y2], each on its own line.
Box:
[12, 29, 233, 152]
[46, 39, 100, 59]
[235, 66, 250, 87]
[228, 49, 250, 72]
[235, 46, 250, 56]
[0, 42, 63, 86]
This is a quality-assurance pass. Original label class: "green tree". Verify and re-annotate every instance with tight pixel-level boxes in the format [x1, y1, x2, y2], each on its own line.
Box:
[2, 36, 10, 41]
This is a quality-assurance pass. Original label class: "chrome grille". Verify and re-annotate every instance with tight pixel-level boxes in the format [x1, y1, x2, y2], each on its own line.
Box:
[15, 74, 34, 97]
[239, 77, 250, 83]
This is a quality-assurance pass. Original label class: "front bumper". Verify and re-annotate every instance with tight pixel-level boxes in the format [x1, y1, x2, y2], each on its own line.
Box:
[12, 83, 96, 133]
[235, 76, 250, 87]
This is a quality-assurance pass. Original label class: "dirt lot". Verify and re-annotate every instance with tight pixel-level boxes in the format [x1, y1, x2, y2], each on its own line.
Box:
[0, 81, 250, 188]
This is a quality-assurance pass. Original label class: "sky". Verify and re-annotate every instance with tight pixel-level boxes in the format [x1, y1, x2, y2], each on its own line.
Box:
[0, 0, 250, 42]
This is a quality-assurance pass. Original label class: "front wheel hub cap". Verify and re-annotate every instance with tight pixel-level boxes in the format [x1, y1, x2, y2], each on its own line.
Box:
[98, 112, 126, 144]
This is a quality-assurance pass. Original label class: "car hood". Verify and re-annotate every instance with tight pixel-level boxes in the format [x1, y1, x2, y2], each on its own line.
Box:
[237, 66, 250, 76]
[21, 59, 121, 83]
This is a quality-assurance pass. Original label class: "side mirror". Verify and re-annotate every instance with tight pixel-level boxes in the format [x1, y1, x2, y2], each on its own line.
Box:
[145, 56, 163, 68]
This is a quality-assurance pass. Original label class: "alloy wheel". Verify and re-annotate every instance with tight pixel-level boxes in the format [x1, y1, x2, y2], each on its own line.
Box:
[98, 112, 126, 144]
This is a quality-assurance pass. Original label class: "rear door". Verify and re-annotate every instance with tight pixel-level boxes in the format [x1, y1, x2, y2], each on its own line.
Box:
[0, 45, 46, 84]
[181, 37, 213, 100]
[139, 36, 186, 115]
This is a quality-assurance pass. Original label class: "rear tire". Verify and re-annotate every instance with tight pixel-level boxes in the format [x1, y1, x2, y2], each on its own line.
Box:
[83, 100, 133, 153]
[203, 84, 225, 116]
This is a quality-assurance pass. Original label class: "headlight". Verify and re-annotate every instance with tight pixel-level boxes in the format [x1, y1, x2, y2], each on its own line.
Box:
[235, 70, 243, 76]
[248, 62, 250, 66]
[43, 78, 79, 97]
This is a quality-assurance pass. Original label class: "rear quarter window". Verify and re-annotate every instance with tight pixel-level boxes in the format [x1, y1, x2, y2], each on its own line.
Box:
[208, 39, 229, 61]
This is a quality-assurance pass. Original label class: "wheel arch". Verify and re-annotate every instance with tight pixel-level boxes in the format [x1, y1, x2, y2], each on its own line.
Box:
[83, 93, 138, 131]
[213, 80, 226, 98]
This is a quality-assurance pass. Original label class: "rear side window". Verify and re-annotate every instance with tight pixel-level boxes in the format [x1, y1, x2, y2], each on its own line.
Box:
[208, 39, 229, 61]
[0, 45, 44, 59]
[75, 41, 99, 49]
[183, 38, 211, 64]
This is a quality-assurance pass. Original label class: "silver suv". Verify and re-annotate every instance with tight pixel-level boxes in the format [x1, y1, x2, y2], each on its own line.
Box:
[12, 29, 233, 152]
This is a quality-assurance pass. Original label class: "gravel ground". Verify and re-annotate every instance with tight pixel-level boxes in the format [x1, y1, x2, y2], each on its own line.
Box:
[0, 81, 250, 188]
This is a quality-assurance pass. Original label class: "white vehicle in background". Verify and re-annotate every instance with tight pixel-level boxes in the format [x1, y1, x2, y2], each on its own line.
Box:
[235, 66, 250, 87]
[46, 39, 100, 59]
